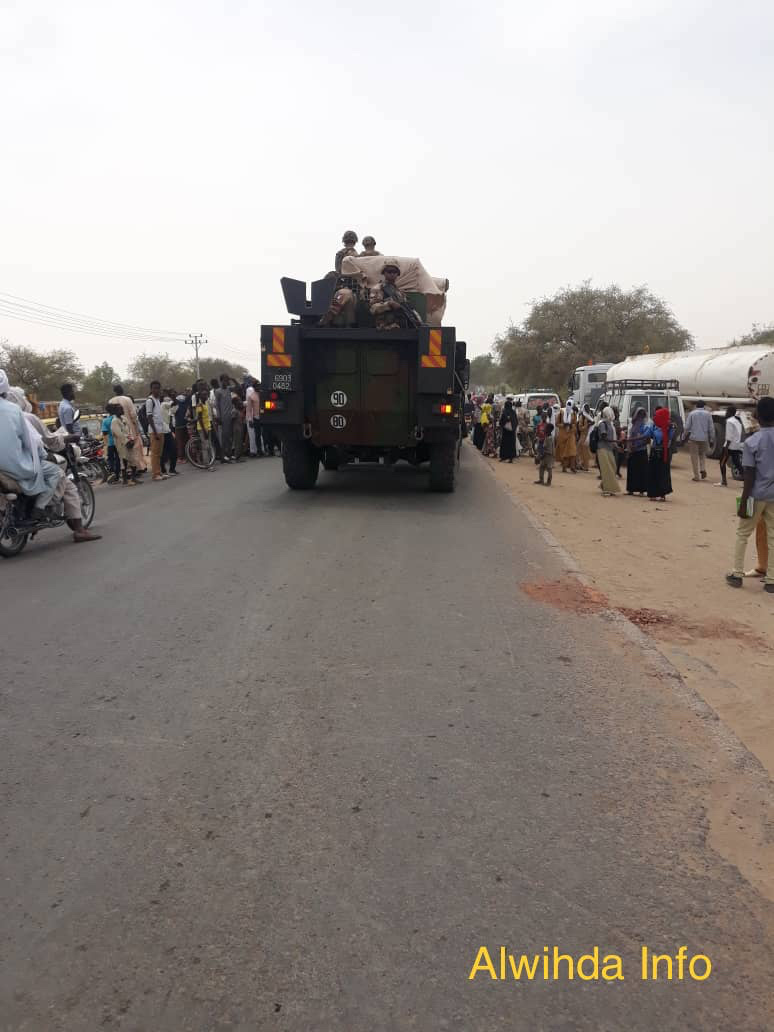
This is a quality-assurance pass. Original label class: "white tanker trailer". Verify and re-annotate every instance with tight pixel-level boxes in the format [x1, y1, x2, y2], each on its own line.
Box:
[606, 345, 774, 458]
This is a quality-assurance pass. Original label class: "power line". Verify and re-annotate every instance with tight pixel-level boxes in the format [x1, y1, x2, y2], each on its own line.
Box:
[0, 291, 188, 344]
[0, 291, 186, 337]
[218, 343, 257, 359]
[0, 303, 184, 342]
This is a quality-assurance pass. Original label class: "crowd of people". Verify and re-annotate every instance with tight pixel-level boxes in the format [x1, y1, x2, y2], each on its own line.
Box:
[100, 376, 278, 485]
[0, 368, 281, 546]
[467, 394, 673, 499]
[467, 391, 774, 590]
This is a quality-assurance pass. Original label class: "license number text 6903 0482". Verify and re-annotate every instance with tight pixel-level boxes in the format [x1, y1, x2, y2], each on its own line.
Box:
[271, 373, 292, 391]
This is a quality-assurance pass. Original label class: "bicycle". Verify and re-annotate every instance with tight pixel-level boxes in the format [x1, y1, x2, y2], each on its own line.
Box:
[184, 425, 216, 469]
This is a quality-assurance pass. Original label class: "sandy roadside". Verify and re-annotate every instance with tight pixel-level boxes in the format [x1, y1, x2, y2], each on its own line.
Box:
[478, 439, 774, 899]
[480, 440, 773, 777]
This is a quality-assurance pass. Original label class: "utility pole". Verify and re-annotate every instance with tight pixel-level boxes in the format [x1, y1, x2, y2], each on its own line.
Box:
[187, 334, 206, 379]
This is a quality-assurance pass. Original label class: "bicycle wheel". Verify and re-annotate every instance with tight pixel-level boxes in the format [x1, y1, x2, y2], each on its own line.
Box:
[185, 435, 214, 469]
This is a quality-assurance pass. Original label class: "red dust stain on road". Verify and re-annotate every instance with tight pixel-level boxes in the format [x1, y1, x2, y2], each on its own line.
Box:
[522, 579, 769, 648]
[521, 578, 608, 613]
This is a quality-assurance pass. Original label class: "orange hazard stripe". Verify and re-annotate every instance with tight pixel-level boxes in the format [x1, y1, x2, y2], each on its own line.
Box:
[267, 354, 292, 367]
[272, 327, 286, 353]
[428, 330, 442, 357]
[421, 354, 447, 368]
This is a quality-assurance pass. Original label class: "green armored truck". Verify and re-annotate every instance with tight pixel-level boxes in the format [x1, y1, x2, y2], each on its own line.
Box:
[259, 256, 469, 492]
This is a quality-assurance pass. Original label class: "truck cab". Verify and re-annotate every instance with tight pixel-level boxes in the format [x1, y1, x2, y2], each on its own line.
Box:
[595, 379, 685, 436]
[569, 363, 613, 408]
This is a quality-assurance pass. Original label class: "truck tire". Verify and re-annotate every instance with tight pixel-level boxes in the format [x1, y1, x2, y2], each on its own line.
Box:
[710, 417, 726, 460]
[283, 440, 319, 490]
[429, 440, 456, 492]
[322, 447, 341, 472]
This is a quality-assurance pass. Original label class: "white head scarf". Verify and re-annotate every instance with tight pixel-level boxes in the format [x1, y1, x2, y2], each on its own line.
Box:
[563, 399, 574, 425]
[602, 406, 615, 422]
[6, 385, 31, 412]
[2, 379, 43, 475]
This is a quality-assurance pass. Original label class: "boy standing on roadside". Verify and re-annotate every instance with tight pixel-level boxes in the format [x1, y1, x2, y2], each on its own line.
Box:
[726, 396, 774, 591]
[535, 423, 555, 486]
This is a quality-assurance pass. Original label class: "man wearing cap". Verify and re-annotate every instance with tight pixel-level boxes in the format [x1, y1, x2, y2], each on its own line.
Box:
[334, 230, 359, 274]
[369, 261, 418, 330]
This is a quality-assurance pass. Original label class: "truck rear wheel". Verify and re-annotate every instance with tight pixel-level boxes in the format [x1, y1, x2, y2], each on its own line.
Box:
[429, 441, 456, 492]
[282, 440, 319, 490]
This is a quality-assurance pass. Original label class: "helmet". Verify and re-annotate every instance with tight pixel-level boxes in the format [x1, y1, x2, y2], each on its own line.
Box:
[342, 230, 358, 244]
[381, 260, 401, 274]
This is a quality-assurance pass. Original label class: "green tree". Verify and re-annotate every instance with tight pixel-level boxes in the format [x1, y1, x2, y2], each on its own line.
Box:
[469, 353, 502, 388]
[195, 357, 251, 385]
[81, 361, 120, 404]
[0, 343, 84, 399]
[126, 352, 189, 394]
[729, 323, 774, 348]
[124, 353, 252, 394]
[494, 282, 693, 395]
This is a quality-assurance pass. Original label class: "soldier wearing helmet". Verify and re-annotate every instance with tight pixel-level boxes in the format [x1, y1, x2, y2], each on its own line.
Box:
[360, 236, 381, 258]
[319, 272, 357, 327]
[334, 230, 359, 273]
[369, 261, 421, 331]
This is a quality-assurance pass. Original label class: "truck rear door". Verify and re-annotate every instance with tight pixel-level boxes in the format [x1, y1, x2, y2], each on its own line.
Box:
[311, 339, 413, 447]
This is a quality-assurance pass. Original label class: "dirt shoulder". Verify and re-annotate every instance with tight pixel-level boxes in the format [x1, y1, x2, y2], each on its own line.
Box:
[481, 442, 773, 777]
[480, 441, 774, 899]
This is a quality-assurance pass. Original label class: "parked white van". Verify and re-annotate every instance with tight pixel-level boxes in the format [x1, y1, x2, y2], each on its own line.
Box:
[594, 379, 685, 436]
[513, 389, 560, 416]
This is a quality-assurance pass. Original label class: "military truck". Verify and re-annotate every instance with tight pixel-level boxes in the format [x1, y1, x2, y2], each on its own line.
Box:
[259, 258, 469, 492]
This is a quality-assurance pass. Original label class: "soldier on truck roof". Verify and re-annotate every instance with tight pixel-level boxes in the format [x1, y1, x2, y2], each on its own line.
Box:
[369, 261, 418, 331]
[360, 236, 381, 257]
[334, 230, 359, 273]
[319, 272, 357, 327]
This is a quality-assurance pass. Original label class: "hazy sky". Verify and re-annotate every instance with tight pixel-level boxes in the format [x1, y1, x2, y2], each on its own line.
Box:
[1, 0, 772, 375]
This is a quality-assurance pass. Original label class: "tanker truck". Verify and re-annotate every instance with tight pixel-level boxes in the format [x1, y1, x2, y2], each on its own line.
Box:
[605, 345, 774, 458]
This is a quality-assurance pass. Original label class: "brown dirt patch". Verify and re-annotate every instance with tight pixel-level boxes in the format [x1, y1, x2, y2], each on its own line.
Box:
[521, 578, 608, 613]
[619, 608, 771, 648]
[521, 579, 769, 648]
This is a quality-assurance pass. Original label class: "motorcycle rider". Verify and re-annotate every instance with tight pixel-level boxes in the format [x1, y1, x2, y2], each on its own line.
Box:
[0, 371, 100, 543]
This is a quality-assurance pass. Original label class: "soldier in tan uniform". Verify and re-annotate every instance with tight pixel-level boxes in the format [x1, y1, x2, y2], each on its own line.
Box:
[334, 230, 359, 273]
[360, 236, 381, 257]
[369, 262, 420, 330]
[319, 273, 357, 327]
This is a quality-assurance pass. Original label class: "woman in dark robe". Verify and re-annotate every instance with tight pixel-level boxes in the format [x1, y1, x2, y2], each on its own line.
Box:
[644, 407, 675, 501]
[626, 407, 649, 495]
[499, 399, 518, 462]
[472, 399, 485, 450]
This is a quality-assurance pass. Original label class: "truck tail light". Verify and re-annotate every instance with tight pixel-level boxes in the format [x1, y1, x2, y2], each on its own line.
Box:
[440, 403, 453, 415]
[263, 399, 285, 411]
[432, 402, 456, 415]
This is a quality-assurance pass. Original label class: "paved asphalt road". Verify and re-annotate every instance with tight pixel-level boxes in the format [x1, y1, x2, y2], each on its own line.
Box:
[1, 450, 773, 1031]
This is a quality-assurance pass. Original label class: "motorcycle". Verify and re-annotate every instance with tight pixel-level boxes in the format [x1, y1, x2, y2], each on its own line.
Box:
[0, 443, 95, 558]
[77, 435, 109, 483]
